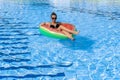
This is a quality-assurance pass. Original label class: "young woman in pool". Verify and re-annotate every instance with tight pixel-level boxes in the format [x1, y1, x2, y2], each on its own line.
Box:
[40, 12, 79, 40]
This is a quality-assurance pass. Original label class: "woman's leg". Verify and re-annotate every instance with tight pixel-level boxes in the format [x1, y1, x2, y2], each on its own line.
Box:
[58, 25, 79, 34]
[62, 30, 74, 40]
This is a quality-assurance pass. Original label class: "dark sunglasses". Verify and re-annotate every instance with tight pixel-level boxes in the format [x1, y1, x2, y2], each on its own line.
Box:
[52, 17, 57, 20]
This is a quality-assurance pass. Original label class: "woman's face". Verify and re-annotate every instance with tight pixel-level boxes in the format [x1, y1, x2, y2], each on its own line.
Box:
[51, 15, 57, 22]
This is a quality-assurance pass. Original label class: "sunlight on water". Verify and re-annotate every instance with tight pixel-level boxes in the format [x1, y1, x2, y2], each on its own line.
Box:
[0, 0, 120, 80]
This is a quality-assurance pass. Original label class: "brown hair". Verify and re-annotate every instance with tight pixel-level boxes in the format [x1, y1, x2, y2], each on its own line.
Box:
[51, 12, 57, 18]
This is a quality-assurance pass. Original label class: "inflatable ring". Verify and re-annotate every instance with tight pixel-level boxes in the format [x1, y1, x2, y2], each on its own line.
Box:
[39, 23, 75, 39]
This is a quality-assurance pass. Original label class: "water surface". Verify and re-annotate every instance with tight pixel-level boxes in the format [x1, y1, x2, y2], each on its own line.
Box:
[0, 0, 120, 80]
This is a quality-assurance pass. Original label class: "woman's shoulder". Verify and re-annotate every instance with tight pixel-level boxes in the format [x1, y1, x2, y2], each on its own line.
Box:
[42, 22, 50, 24]
[40, 22, 50, 26]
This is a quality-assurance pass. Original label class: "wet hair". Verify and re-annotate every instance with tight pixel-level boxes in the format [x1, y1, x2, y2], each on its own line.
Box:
[51, 12, 57, 18]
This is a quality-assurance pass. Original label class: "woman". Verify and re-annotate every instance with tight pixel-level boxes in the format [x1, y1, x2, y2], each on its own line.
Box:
[40, 12, 79, 40]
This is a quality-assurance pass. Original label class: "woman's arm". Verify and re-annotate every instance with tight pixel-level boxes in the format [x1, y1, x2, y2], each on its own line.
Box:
[40, 22, 50, 26]
[40, 22, 45, 26]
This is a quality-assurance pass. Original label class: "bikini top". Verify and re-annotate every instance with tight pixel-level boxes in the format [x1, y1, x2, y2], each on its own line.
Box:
[50, 22, 61, 29]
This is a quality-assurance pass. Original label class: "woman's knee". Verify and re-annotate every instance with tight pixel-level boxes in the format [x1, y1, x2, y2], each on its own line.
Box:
[59, 25, 65, 29]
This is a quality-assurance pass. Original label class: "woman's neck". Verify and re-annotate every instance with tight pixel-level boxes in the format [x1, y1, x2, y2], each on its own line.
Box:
[52, 21, 56, 24]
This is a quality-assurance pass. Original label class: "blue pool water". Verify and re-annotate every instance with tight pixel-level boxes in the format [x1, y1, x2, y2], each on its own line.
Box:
[0, 0, 120, 80]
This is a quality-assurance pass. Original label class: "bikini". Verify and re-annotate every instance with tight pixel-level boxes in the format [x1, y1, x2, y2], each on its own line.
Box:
[50, 22, 61, 29]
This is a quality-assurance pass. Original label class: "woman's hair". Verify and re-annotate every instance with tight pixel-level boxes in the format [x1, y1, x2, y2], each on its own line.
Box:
[51, 12, 57, 18]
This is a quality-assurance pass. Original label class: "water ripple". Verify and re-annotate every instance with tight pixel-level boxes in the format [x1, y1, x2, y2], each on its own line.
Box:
[0, 52, 30, 56]
[0, 37, 28, 40]
[0, 72, 65, 79]
[2, 58, 30, 62]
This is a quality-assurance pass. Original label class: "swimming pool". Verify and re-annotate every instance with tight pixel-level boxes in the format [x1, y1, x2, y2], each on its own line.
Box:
[0, 0, 120, 80]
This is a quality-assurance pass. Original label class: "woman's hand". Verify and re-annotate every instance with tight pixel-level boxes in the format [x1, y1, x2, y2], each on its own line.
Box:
[40, 22, 46, 26]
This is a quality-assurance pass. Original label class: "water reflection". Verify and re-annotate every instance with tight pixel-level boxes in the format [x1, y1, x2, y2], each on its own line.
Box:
[0, 0, 50, 4]
[51, 0, 120, 7]
[50, 0, 120, 20]
[59, 36, 95, 51]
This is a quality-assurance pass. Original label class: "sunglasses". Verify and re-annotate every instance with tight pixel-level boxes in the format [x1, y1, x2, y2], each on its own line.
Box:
[52, 17, 57, 20]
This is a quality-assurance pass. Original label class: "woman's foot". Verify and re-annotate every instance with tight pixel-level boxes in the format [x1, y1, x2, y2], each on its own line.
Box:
[74, 31, 80, 35]
[72, 38, 75, 41]
[70, 37, 75, 41]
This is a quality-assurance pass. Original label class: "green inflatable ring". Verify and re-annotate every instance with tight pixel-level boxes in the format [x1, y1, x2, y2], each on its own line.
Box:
[39, 23, 75, 39]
